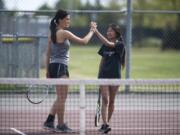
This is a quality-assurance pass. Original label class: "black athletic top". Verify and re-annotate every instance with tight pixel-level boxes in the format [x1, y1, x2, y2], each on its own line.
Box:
[98, 40, 125, 79]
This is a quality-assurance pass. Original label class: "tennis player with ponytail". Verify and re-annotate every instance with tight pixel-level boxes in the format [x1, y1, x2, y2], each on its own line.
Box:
[93, 23, 125, 133]
[44, 9, 96, 133]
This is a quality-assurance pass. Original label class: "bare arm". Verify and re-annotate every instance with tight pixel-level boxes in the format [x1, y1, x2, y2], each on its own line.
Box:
[63, 30, 94, 45]
[46, 36, 51, 78]
[95, 29, 115, 48]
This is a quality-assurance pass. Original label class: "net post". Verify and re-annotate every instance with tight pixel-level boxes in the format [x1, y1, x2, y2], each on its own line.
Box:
[80, 84, 86, 135]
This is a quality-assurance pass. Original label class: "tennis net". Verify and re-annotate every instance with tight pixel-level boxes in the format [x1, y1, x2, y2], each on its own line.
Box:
[0, 78, 180, 135]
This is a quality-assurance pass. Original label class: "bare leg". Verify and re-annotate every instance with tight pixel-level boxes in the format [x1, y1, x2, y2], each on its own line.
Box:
[49, 76, 68, 125]
[100, 86, 109, 125]
[108, 86, 119, 123]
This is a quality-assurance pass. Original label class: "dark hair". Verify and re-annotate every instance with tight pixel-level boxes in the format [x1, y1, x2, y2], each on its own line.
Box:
[109, 23, 125, 67]
[50, 9, 69, 43]
[108, 23, 123, 41]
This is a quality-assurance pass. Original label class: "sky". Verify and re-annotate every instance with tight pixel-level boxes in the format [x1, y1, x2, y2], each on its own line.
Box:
[4, 0, 97, 10]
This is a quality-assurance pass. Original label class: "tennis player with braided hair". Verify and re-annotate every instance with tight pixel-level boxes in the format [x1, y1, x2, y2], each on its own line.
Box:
[93, 23, 125, 133]
[44, 9, 96, 133]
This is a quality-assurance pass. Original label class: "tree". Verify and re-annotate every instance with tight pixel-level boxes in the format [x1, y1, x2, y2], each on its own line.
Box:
[133, 0, 180, 50]
[97, 0, 123, 25]
[0, 0, 5, 9]
[55, 0, 82, 10]
[132, 0, 147, 47]
[54, 0, 87, 27]
[36, 3, 53, 16]
[79, 0, 103, 27]
[0, 0, 5, 32]
[38, 3, 52, 10]
[133, 0, 180, 28]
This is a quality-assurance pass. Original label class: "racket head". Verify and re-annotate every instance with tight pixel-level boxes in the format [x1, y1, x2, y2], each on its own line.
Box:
[95, 90, 101, 127]
[95, 109, 101, 127]
[26, 84, 49, 104]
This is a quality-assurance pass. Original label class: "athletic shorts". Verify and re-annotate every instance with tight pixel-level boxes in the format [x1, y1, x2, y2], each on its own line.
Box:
[48, 63, 69, 78]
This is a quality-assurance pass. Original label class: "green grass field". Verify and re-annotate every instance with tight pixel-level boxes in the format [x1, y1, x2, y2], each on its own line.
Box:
[40, 45, 180, 79]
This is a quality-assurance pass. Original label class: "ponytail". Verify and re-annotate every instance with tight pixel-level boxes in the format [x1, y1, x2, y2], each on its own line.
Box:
[50, 18, 57, 44]
[121, 45, 125, 68]
[49, 9, 69, 44]
[118, 35, 125, 68]
[109, 23, 125, 68]
[118, 35, 123, 42]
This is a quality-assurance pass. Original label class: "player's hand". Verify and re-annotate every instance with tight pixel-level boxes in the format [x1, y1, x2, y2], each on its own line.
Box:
[90, 21, 97, 32]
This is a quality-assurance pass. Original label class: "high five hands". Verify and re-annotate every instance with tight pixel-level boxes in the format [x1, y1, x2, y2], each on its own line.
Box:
[90, 21, 97, 33]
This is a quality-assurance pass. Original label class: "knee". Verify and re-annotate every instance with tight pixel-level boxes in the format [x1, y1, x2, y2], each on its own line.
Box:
[56, 95, 67, 103]
[102, 96, 109, 106]
[109, 100, 115, 107]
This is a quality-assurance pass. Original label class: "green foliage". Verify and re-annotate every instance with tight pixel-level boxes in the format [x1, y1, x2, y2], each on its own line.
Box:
[132, 0, 180, 50]
[98, 0, 123, 25]
[70, 15, 89, 27]
[38, 3, 52, 10]
[133, 0, 180, 10]
[133, 0, 180, 28]
[36, 0, 124, 27]
[35, 3, 54, 17]
[0, 0, 5, 9]
[55, 0, 82, 10]
[134, 37, 162, 48]
[40, 45, 180, 79]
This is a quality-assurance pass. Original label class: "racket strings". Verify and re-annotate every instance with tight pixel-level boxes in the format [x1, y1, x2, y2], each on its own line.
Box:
[27, 85, 49, 104]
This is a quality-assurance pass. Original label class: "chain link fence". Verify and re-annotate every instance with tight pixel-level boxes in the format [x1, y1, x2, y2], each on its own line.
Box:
[0, 10, 126, 78]
[132, 11, 180, 50]
[0, 9, 180, 78]
[0, 34, 43, 77]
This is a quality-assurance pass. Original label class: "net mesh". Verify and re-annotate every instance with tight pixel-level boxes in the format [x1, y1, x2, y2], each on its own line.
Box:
[0, 78, 180, 135]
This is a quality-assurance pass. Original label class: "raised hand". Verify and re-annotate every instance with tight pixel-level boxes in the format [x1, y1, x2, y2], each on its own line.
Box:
[90, 21, 97, 32]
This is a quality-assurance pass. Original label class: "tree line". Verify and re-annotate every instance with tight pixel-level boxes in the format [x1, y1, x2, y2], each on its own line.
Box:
[1, 0, 180, 49]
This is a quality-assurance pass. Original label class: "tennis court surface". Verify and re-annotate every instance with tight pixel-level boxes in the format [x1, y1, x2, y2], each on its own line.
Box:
[0, 78, 180, 135]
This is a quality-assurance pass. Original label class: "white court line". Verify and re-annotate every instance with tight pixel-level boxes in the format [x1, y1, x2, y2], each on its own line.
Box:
[1, 127, 41, 130]
[10, 128, 26, 135]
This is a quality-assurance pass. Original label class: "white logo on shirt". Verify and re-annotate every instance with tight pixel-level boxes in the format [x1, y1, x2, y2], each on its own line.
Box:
[103, 51, 115, 56]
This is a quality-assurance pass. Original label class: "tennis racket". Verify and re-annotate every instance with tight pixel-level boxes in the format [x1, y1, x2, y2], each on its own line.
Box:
[26, 85, 49, 104]
[95, 88, 101, 127]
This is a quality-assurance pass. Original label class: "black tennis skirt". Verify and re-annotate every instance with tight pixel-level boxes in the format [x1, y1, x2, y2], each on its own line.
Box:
[98, 66, 121, 79]
[48, 63, 69, 78]
[98, 70, 121, 79]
